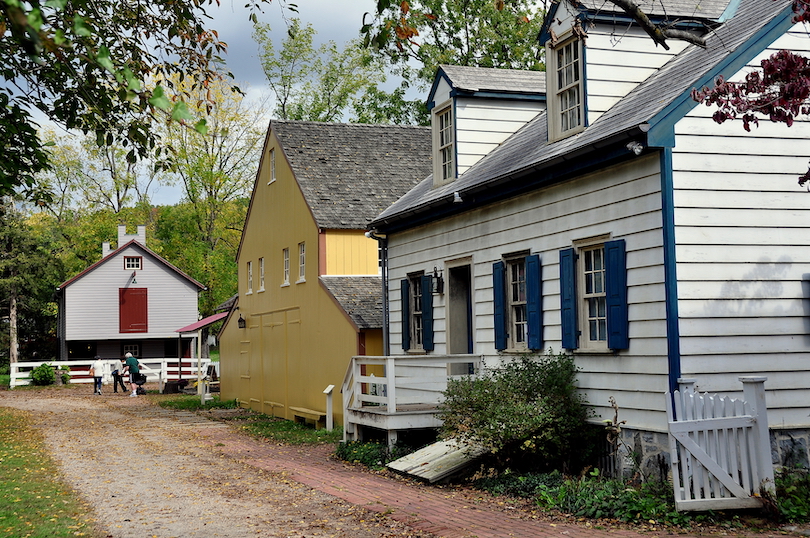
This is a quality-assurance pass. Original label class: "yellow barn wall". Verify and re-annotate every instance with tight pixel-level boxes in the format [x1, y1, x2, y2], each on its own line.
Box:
[323, 229, 380, 275]
[220, 130, 382, 425]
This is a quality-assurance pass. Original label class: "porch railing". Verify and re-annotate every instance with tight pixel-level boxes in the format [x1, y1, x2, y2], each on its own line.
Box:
[342, 354, 483, 414]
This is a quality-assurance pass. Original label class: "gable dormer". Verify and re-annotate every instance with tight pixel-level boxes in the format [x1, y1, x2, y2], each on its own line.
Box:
[427, 65, 546, 187]
[540, 0, 728, 136]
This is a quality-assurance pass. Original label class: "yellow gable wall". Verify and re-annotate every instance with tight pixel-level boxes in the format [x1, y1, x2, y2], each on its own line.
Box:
[220, 131, 382, 426]
[322, 229, 380, 275]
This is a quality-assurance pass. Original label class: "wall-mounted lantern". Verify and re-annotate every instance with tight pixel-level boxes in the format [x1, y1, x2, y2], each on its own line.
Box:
[432, 266, 444, 294]
[237, 314, 246, 329]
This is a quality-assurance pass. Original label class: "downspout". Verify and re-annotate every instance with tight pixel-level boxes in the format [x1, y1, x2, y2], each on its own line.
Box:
[366, 230, 389, 356]
[660, 148, 682, 394]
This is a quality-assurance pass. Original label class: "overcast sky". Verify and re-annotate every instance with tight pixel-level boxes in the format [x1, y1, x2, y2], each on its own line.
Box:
[147, 0, 382, 205]
[208, 0, 378, 92]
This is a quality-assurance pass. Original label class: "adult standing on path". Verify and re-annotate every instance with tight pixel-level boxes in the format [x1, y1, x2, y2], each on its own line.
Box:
[91, 355, 104, 395]
[110, 357, 127, 393]
[122, 352, 140, 397]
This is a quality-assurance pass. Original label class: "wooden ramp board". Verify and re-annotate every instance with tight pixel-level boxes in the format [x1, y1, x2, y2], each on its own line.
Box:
[387, 440, 487, 483]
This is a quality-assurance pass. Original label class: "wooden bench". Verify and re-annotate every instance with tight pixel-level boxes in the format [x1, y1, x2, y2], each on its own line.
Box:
[289, 406, 327, 429]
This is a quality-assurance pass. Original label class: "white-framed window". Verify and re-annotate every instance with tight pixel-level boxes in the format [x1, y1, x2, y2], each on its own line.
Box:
[560, 237, 628, 352]
[297, 242, 306, 282]
[432, 103, 455, 185]
[547, 35, 585, 141]
[268, 148, 276, 184]
[124, 256, 142, 270]
[580, 245, 607, 349]
[507, 258, 528, 350]
[246, 261, 253, 294]
[258, 257, 265, 291]
[282, 248, 290, 286]
[409, 273, 424, 350]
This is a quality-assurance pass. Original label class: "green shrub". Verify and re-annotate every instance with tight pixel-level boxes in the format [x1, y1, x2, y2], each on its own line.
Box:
[30, 363, 55, 385]
[774, 467, 810, 523]
[439, 351, 598, 472]
[59, 365, 70, 384]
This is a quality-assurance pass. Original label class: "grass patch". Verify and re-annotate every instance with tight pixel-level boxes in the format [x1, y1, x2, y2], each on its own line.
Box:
[155, 394, 238, 411]
[0, 407, 101, 538]
[0, 375, 9, 389]
[241, 415, 342, 445]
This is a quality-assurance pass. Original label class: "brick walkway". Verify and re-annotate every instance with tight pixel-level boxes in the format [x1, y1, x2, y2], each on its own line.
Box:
[193, 426, 673, 538]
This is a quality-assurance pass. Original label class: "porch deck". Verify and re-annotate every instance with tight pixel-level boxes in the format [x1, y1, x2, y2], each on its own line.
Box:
[342, 354, 482, 445]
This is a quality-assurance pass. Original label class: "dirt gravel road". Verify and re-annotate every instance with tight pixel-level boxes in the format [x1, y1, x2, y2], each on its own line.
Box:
[0, 388, 428, 538]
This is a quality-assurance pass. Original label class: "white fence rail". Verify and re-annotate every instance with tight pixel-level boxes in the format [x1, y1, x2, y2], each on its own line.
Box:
[666, 377, 774, 512]
[10, 359, 213, 390]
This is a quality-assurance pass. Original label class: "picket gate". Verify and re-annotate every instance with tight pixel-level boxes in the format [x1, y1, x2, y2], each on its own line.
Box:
[666, 377, 774, 512]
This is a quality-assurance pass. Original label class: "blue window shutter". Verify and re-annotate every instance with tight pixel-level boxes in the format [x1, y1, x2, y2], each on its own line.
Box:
[421, 275, 434, 351]
[559, 248, 578, 350]
[492, 261, 507, 350]
[400, 279, 410, 350]
[526, 255, 542, 350]
[605, 239, 629, 350]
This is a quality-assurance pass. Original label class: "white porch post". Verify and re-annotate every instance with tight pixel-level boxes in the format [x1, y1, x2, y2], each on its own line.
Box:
[386, 356, 396, 412]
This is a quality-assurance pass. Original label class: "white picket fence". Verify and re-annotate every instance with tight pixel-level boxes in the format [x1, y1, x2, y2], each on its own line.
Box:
[666, 377, 774, 512]
[9, 358, 214, 391]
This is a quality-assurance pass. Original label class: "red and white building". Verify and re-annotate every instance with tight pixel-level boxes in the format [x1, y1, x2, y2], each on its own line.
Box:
[56, 225, 205, 361]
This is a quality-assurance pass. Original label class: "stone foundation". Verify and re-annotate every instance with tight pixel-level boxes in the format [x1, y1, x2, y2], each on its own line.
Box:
[607, 427, 810, 481]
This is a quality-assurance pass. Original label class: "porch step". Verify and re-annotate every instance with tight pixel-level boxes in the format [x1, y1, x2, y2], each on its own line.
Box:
[387, 439, 487, 483]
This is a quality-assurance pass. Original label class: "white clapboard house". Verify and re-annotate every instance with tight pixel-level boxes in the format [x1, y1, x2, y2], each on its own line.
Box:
[345, 0, 810, 477]
[56, 226, 205, 361]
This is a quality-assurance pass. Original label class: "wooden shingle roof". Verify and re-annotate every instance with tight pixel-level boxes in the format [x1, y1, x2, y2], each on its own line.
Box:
[320, 276, 383, 329]
[272, 121, 431, 230]
[438, 64, 546, 95]
[372, 0, 792, 231]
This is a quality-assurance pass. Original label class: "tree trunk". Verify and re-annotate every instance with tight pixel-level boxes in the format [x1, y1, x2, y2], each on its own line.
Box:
[9, 289, 18, 363]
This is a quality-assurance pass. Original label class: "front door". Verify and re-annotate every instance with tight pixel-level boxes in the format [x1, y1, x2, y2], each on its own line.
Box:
[448, 265, 472, 354]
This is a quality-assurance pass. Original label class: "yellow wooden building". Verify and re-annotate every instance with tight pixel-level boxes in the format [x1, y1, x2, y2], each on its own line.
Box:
[219, 120, 430, 426]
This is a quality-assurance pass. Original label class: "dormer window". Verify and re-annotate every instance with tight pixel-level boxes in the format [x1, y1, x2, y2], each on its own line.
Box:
[433, 103, 455, 185]
[548, 35, 585, 141]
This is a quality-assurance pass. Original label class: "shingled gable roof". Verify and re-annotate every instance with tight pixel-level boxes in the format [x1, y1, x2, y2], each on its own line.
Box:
[435, 64, 546, 96]
[577, 0, 732, 21]
[371, 0, 793, 231]
[320, 276, 384, 329]
[271, 120, 431, 230]
[56, 239, 206, 291]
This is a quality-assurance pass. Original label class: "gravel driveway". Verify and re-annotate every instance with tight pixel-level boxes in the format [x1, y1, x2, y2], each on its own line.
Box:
[0, 388, 427, 538]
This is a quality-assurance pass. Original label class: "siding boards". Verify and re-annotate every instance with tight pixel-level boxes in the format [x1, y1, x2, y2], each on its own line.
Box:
[670, 26, 810, 427]
[455, 98, 544, 175]
[387, 155, 668, 426]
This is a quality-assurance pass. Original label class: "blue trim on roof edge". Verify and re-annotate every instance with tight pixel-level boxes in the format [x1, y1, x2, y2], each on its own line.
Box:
[660, 148, 682, 394]
[374, 135, 643, 234]
[718, 0, 742, 22]
[646, 4, 795, 147]
[451, 89, 546, 102]
[427, 68, 453, 112]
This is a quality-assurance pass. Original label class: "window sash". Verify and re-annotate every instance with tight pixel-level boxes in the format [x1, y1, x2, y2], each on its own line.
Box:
[551, 38, 583, 137]
[247, 261, 253, 293]
[411, 276, 424, 347]
[438, 108, 454, 181]
[298, 242, 305, 281]
[582, 246, 607, 343]
[259, 257, 265, 290]
[508, 260, 528, 347]
[124, 257, 141, 270]
[282, 248, 290, 284]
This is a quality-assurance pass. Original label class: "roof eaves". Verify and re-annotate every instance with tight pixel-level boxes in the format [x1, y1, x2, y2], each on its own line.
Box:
[646, 1, 795, 147]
